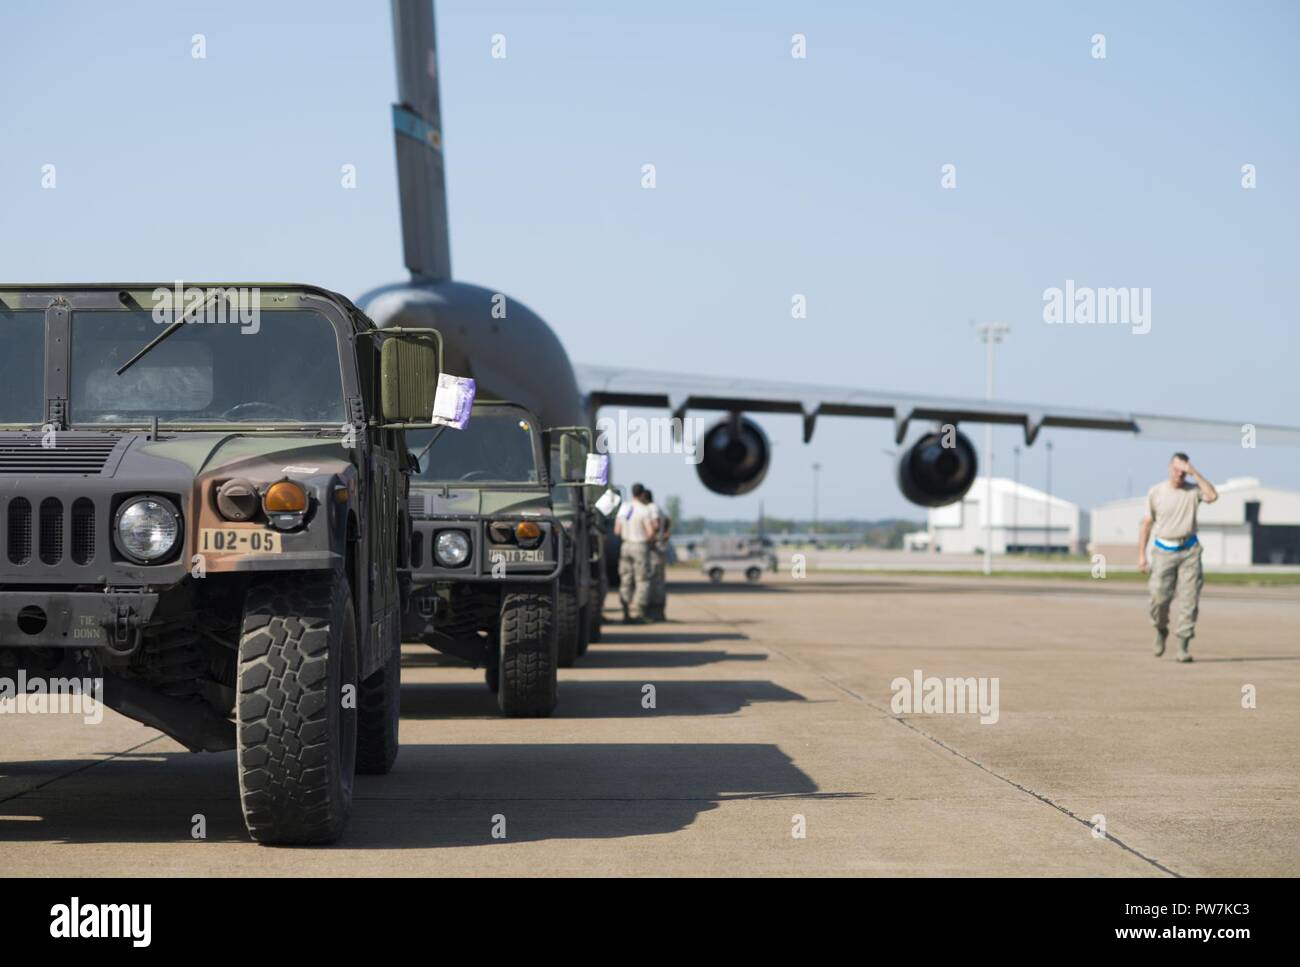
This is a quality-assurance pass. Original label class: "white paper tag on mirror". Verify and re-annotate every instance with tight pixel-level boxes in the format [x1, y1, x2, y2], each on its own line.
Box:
[594, 487, 621, 516]
[584, 453, 610, 486]
[431, 374, 476, 430]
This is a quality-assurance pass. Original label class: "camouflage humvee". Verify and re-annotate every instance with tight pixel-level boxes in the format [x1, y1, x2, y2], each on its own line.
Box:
[0, 283, 444, 845]
[403, 401, 601, 716]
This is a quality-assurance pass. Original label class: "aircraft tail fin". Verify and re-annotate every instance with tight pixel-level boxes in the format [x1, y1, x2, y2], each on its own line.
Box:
[390, 0, 451, 281]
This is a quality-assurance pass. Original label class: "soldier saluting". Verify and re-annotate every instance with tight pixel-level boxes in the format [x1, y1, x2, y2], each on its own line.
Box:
[1138, 452, 1218, 662]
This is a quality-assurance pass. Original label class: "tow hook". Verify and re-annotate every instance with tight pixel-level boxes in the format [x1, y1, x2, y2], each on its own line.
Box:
[102, 601, 144, 657]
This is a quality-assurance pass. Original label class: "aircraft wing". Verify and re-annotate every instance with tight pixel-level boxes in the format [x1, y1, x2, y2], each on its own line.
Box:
[575, 364, 1300, 448]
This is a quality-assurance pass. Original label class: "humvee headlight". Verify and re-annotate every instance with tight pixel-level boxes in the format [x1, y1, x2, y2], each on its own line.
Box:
[515, 521, 543, 548]
[263, 480, 309, 531]
[115, 497, 180, 563]
[434, 530, 471, 567]
[264, 480, 308, 513]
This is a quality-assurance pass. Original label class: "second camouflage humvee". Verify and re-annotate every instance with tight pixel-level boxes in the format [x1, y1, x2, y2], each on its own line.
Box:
[0, 283, 443, 845]
[402, 400, 602, 716]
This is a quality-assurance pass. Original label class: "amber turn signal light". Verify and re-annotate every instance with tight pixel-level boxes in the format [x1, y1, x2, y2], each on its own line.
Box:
[264, 480, 308, 513]
[514, 521, 542, 541]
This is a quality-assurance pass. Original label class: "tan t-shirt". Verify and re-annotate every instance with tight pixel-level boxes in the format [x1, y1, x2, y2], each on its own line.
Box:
[619, 500, 656, 544]
[1147, 480, 1202, 540]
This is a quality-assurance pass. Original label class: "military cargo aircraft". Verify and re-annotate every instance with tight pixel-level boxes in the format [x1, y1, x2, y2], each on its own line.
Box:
[364, 0, 1299, 515]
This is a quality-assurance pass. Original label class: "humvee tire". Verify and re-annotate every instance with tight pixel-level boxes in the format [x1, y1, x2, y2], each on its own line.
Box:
[498, 590, 557, 717]
[356, 618, 401, 775]
[236, 573, 358, 845]
[557, 586, 580, 668]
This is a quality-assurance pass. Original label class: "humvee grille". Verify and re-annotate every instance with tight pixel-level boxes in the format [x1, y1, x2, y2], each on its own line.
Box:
[3, 496, 100, 569]
[0, 434, 121, 474]
[71, 498, 96, 565]
[408, 493, 428, 518]
[8, 498, 31, 565]
[39, 498, 63, 565]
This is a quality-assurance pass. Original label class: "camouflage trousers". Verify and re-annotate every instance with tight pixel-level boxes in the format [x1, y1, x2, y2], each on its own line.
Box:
[618, 542, 653, 619]
[1149, 542, 1204, 644]
[646, 543, 667, 618]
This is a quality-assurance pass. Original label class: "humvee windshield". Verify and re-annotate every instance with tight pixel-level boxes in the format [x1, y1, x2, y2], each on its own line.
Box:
[0, 310, 47, 424]
[65, 310, 346, 425]
[408, 407, 541, 485]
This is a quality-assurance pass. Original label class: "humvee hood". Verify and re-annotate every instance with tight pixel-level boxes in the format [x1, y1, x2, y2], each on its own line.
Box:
[417, 487, 551, 518]
[132, 433, 352, 480]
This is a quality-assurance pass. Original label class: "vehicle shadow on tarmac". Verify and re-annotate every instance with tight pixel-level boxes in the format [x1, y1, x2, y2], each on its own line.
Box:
[574, 649, 767, 669]
[595, 630, 750, 645]
[342, 741, 847, 849]
[0, 741, 846, 849]
[663, 581, 786, 595]
[0, 749, 251, 844]
[1190, 656, 1300, 663]
[399, 678, 805, 719]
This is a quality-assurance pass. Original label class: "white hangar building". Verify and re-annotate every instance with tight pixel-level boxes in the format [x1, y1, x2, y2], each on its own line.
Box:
[927, 477, 1085, 555]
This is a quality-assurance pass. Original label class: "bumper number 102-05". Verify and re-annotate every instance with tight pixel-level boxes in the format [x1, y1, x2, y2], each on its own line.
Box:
[199, 528, 281, 554]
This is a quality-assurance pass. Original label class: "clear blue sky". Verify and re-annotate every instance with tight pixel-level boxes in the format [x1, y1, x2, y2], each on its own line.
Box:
[3, 1, 1296, 521]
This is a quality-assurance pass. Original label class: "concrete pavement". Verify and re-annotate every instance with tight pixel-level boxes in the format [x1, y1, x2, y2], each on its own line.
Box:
[1, 572, 1296, 875]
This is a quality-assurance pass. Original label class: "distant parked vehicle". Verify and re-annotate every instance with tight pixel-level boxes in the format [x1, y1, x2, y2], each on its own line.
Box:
[699, 536, 777, 583]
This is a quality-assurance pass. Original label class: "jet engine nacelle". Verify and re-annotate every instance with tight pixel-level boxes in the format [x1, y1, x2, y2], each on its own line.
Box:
[695, 416, 770, 496]
[896, 427, 978, 507]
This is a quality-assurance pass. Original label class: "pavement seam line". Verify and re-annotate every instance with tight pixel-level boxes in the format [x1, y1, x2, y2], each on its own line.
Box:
[695, 600, 1183, 878]
[0, 733, 166, 807]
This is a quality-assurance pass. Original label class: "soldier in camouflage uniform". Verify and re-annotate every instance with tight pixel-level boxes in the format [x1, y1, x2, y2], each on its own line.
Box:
[643, 488, 670, 621]
[615, 484, 657, 623]
[1138, 453, 1218, 663]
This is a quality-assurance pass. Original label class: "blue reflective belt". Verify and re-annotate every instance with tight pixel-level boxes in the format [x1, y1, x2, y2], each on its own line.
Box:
[1154, 534, 1198, 552]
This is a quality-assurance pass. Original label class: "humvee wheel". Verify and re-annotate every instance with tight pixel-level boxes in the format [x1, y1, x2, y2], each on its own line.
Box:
[576, 603, 592, 657]
[557, 587, 580, 668]
[498, 590, 557, 717]
[356, 617, 400, 775]
[236, 573, 357, 845]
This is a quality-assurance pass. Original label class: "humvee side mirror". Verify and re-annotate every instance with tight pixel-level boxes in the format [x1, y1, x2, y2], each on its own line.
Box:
[546, 426, 597, 485]
[379, 328, 443, 424]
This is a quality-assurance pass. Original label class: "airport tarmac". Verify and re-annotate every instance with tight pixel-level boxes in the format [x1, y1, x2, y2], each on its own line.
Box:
[1, 572, 1296, 876]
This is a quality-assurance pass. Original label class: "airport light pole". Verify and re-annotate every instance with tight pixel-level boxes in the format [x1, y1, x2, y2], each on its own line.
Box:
[976, 323, 1010, 575]
[1045, 439, 1054, 555]
[1012, 445, 1021, 553]
[811, 462, 822, 538]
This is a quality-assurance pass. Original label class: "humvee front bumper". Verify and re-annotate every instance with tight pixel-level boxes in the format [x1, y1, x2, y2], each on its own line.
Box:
[0, 589, 159, 652]
[409, 513, 564, 584]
